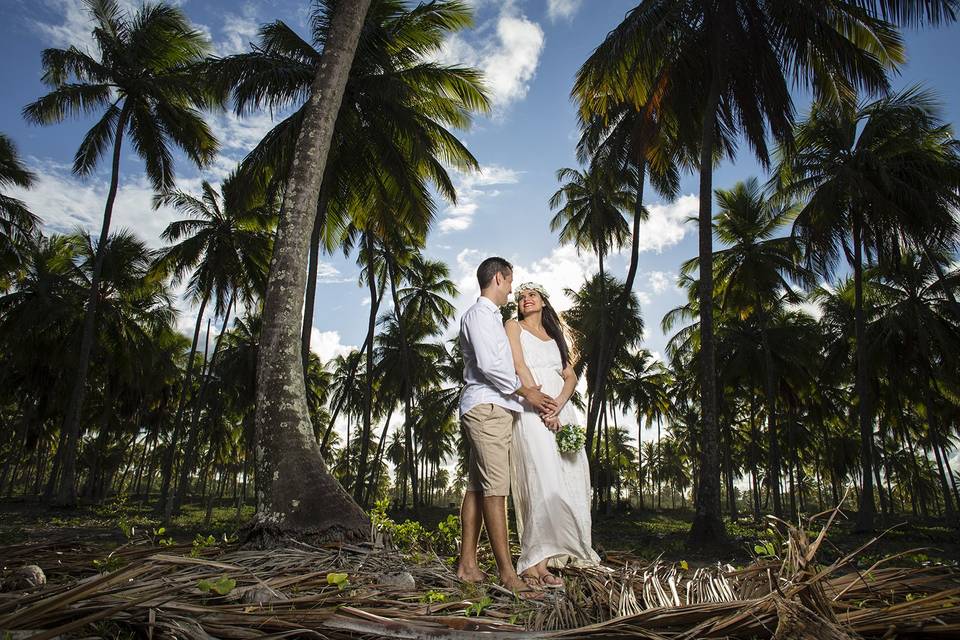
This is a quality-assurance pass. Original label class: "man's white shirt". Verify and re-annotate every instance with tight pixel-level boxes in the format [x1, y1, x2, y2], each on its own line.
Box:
[459, 296, 523, 417]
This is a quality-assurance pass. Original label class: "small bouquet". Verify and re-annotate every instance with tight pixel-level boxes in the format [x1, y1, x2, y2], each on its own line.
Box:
[555, 423, 586, 453]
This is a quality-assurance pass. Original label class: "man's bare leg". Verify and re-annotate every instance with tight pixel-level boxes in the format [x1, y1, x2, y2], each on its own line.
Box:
[456, 490, 486, 582]
[481, 495, 533, 593]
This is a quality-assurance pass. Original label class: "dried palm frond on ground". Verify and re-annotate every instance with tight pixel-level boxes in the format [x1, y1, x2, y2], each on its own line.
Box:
[1, 509, 958, 639]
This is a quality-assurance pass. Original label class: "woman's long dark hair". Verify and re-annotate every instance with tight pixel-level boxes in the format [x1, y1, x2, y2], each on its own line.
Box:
[518, 293, 570, 370]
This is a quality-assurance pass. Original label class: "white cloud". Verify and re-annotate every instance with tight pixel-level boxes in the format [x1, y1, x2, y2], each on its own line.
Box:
[209, 110, 282, 157]
[546, 0, 582, 21]
[647, 271, 679, 294]
[431, 6, 545, 113]
[310, 329, 356, 364]
[634, 194, 698, 253]
[33, 0, 187, 52]
[10, 158, 184, 249]
[217, 4, 260, 56]
[439, 165, 520, 233]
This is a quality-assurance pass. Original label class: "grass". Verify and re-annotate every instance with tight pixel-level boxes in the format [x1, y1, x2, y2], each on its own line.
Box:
[2, 496, 957, 571]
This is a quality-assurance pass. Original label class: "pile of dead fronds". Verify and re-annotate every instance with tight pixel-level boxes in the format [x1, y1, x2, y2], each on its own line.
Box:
[1, 508, 958, 639]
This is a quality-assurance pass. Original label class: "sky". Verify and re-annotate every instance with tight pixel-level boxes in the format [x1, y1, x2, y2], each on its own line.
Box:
[2, 0, 960, 442]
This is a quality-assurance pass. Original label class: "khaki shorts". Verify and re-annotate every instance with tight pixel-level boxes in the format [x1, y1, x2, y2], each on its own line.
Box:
[462, 403, 514, 496]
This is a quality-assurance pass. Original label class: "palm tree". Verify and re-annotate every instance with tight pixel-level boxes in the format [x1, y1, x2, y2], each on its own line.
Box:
[871, 253, 960, 522]
[70, 230, 175, 501]
[23, 0, 218, 505]
[398, 255, 457, 333]
[703, 177, 813, 516]
[207, 0, 488, 364]
[776, 88, 960, 530]
[612, 349, 671, 509]
[240, 0, 374, 547]
[578, 0, 954, 545]
[550, 163, 632, 454]
[152, 172, 274, 516]
[0, 134, 39, 286]
[564, 273, 644, 459]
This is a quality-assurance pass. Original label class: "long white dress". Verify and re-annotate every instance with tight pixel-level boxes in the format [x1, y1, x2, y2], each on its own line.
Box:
[511, 327, 600, 575]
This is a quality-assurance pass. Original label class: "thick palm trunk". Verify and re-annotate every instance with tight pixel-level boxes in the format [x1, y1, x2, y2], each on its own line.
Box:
[387, 258, 419, 510]
[158, 293, 209, 516]
[244, 0, 371, 546]
[852, 218, 875, 532]
[354, 233, 377, 505]
[173, 292, 236, 514]
[55, 105, 131, 507]
[689, 73, 726, 545]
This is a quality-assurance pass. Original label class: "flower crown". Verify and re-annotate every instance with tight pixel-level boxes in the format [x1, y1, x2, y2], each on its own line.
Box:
[515, 282, 549, 300]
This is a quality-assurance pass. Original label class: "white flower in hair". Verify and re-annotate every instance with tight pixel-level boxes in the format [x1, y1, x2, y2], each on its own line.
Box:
[516, 282, 549, 299]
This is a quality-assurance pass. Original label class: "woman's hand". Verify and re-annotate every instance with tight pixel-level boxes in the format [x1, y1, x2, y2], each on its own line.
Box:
[542, 414, 562, 432]
[540, 395, 568, 421]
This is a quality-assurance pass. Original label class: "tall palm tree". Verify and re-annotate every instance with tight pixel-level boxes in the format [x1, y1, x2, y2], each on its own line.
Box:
[550, 162, 632, 455]
[871, 253, 960, 521]
[0, 134, 39, 286]
[152, 172, 274, 516]
[776, 88, 960, 530]
[242, 0, 373, 546]
[207, 0, 488, 363]
[700, 177, 812, 515]
[577, 0, 953, 544]
[23, 0, 218, 505]
[564, 272, 644, 484]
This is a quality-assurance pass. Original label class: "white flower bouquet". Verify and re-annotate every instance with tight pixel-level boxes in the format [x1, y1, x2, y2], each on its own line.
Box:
[555, 423, 586, 453]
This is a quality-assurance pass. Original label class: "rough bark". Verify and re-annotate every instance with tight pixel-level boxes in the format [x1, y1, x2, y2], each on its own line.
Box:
[689, 71, 726, 546]
[244, 0, 371, 547]
[55, 105, 131, 507]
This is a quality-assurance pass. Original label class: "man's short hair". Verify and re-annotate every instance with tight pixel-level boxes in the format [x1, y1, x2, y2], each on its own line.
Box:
[477, 257, 513, 289]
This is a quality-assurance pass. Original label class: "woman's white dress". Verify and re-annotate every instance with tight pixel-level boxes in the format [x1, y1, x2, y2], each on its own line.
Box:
[511, 327, 600, 575]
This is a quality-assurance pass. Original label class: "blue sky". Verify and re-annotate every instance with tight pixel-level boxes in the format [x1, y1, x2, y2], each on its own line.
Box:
[3, 0, 959, 371]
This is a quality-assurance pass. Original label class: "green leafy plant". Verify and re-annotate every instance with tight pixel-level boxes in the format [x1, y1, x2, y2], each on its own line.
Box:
[92, 555, 125, 573]
[420, 589, 446, 604]
[464, 595, 493, 617]
[327, 572, 350, 590]
[190, 534, 217, 558]
[197, 576, 236, 595]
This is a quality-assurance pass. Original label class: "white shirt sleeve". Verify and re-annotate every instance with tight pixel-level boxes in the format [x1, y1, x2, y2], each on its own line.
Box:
[463, 307, 522, 395]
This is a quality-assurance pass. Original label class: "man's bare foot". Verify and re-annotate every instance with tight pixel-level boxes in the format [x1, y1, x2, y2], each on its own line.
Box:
[456, 565, 487, 583]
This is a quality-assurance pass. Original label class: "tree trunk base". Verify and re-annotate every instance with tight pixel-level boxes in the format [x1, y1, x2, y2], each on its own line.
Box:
[240, 514, 369, 549]
[687, 513, 727, 548]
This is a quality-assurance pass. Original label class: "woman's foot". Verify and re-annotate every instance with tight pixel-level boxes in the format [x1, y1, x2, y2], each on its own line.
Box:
[521, 570, 563, 589]
[505, 573, 544, 599]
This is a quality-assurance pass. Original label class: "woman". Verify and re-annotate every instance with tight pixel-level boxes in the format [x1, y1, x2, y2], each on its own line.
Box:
[505, 282, 599, 588]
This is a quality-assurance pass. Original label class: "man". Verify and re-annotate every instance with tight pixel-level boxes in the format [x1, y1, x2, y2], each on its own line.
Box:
[455, 256, 557, 595]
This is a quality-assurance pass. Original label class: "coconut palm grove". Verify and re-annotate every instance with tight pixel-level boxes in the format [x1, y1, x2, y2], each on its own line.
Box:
[2, 0, 960, 636]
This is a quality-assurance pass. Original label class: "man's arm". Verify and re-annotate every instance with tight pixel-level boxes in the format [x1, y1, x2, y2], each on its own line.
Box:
[463, 308, 522, 395]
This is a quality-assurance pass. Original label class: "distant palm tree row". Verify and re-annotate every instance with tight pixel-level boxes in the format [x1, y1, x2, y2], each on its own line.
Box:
[1, 0, 959, 545]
